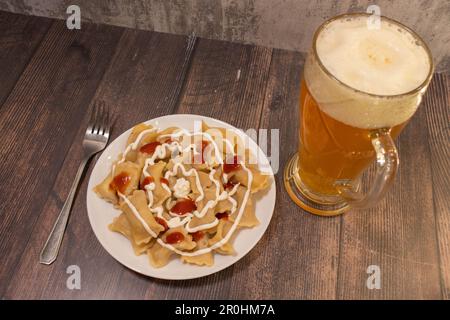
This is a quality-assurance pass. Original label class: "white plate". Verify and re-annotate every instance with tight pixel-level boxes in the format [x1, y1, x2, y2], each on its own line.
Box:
[86, 114, 276, 280]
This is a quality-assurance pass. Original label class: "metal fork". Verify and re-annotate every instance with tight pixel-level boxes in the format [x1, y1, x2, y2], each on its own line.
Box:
[40, 101, 110, 265]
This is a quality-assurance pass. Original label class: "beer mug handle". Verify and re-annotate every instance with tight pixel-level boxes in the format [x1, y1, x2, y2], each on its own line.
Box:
[336, 128, 399, 209]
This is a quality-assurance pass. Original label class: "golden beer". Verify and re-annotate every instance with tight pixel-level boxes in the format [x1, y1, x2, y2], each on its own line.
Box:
[298, 79, 406, 195]
[284, 13, 433, 215]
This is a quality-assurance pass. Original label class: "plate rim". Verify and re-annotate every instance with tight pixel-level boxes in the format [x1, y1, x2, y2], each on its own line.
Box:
[86, 113, 276, 280]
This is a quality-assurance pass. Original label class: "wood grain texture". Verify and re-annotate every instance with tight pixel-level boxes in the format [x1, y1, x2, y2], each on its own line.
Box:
[0, 11, 448, 299]
[0, 19, 123, 297]
[3, 28, 196, 299]
[423, 73, 450, 299]
[0, 12, 52, 107]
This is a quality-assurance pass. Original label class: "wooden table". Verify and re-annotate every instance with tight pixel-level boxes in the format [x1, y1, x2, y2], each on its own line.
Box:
[0, 11, 449, 300]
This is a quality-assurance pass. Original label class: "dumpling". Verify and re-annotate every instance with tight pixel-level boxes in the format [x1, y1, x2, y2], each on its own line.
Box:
[157, 126, 179, 138]
[194, 188, 217, 215]
[202, 121, 243, 156]
[145, 161, 170, 207]
[161, 226, 196, 251]
[229, 185, 259, 228]
[93, 174, 118, 205]
[120, 190, 165, 245]
[215, 198, 233, 214]
[187, 171, 211, 200]
[110, 161, 141, 196]
[124, 123, 157, 163]
[188, 207, 217, 230]
[127, 123, 154, 146]
[109, 213, 154, 255]
[208, 219, 235, 255]
[181, 232, 213, 266]
[147, 242, 173, 268]
[226, 162, 269, 193]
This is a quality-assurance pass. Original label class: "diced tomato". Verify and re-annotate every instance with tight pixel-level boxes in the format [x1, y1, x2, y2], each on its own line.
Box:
[191, 231, 204, 242]
[140, 176, 154, 189]
[223, 180, 236, 190]
[215, 212, 229, 220]
[193, 140, 210, 164]
[166, 232, 184, 244]
[170, 198, 197, 215]
[155, 217, 168, 231]
[201, 140, 209, 152]
[140, 141, 161, 154]
[109, 172, 131, 194]
[160, 177, 169, 185]
[223, 155, 241, 173]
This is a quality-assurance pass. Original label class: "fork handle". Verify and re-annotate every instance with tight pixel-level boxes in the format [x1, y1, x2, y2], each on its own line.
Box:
[40, 156, 90, 265]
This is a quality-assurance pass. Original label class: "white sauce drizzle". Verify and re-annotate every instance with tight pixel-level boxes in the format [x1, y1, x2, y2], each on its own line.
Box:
[144, 182, 156, 207]
[114, 126, 253, 256]
[118, 192, 158, 238]
[164, 162, 205, 201]
[156, 163, 253, 256]
[158, 129, 226, 165]
[112, 128, 157, 176]
[222, 173, 229, 184]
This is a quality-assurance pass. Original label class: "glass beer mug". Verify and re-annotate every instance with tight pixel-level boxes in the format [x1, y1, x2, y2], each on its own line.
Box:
[284, 13, 433, 216]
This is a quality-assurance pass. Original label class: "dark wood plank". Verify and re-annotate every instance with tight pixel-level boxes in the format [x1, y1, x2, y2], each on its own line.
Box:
[176, 38, 272, 128]
[4, 29, 196, 299]
[243, 49, 341, 299]
[0, 12, 52, 107]
[136, 38, 274, 299]
[336, 78, 443, 299]
[447, 73, 450, 107]
[0, 20, 124, 298]
[423, 73, 450, 299]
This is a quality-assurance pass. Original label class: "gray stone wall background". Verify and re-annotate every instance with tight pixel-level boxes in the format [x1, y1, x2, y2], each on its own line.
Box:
[1, 0, 449, 72]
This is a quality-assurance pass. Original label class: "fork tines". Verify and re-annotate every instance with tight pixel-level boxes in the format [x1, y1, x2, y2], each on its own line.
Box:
[87, 100, 110, 137]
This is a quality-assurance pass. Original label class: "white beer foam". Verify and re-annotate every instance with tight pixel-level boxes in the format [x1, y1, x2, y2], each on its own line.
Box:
[317, 17, 430, 96]
[305, 16, 431, 129]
